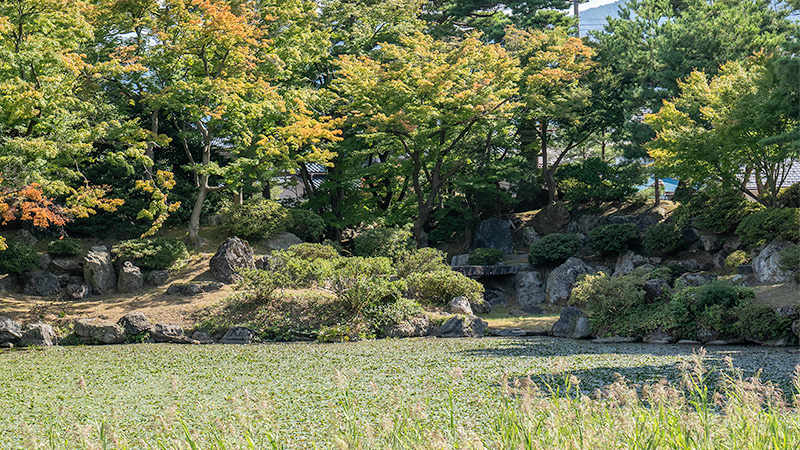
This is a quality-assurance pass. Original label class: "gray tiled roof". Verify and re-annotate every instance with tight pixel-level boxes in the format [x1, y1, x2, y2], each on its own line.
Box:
[745, 161, 800, 190]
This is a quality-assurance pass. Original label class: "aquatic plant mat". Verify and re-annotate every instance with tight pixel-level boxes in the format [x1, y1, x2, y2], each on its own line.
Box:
[2, 337, 800, 448]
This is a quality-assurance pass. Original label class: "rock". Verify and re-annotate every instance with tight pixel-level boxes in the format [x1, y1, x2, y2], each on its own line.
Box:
[705, 340, 728, 346]
[58, 274, 70, 287]
[484, 290, 508, 307]
[117, 261, 144, 293]
[515, 271, 546, 312]
[676, 272, 717, 287]
[191, 331, 214, 343]
[254, 256, 271, 270]
[385, 316, 431, 338]
[547, 257, 593, 305]
[16, 230, 38, 246]
[696, 328, 719, 344]
[219, 326, 256, 344]
[0, 317, 23, 345]
[22, 271, 61, 297]
[74, 318, 125, 345]
[151, 323, 196, 344]
[572, 317, 592, 339]
[205, 214, 224, 226]
[723, 237, 743, 253]
[209, 237, 255, 284]
[643, 328, 675, 344]
[551, 306, 588, 338]
[712, 251, 727, 269]
[676, 339, 702, 345]
[118, 312, 153, 336]
[450, 254, 470, 266]
[83, 246, 116, 295]
[681, 227, 701, 247]
[752, 239, 793, 283]
[644, 279, 670, 302]
[731, 274, 751, 285]
[614, 251, 650, 276]
[490, 328, 528, 337]
[474, 218, 514, 254]
[65, 283, 92, 301]
[699, 234, 722, 252]
[146, 270, 169, 286]
[737, 265, 754, 275]
[530, 203, 571, 235]
[265, 232, 303, 251]
[521, 227, 540, 246]
[39, 253, 52, 270]
[777, 306, 798, 319]
[592, 336, 638, 344]
[50, 259, 80, 274]
[766, 337, 793, 347]
[20, 323, 57, 347]
[792, 319, 800, 338]
[435, 315, 487, 338]
[469, 298, 491, 315]
[448, 296, 473, 315]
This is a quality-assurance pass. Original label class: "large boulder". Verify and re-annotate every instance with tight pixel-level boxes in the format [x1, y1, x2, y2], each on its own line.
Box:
[20, 323, 57, 347]
[209, 237, 255, 284]
[448, 296, 473, 315]
[16, 229, 37, 246]
[644, 279, 670, 302]
[22, 272, 61, 297]
[74, 318, 125, 344]
[118, 312, 153, 336]
[65, 282, 92, 301]
[83, 246, 116, 295]
[219, 326, 256, 344]
[0, 317, 23, 346]
[50, 259, 81, 275]
[547, 257, 593, 305]
[474, 218, 514, 254]
[151, 323, 195, 344]
[146, 270, 169, 286]
[265, 232, 303, 251]
[117, 261, 144, 293]
[752, 239, 793, 283]
[699, 234, 722, 253]
[434, 315, 487, 338]
[450, 254, 470, 267]
[551, 306, 591, 339]
[484, 290, 508, 307]
[515, 271, 546, 312]
[385, 316, 431, 338]
[613, 251, 650, 276]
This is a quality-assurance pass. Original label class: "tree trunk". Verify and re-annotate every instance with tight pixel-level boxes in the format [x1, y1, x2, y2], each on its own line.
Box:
[188, 178, 208, 247]
[144, 108, 159, 181]
[654, 176, 661, 206]
[541, 122, 558, 204]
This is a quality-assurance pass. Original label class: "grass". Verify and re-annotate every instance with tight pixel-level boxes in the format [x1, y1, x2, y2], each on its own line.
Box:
[2, 338, 800, 448]
[481, 306, 559, 332]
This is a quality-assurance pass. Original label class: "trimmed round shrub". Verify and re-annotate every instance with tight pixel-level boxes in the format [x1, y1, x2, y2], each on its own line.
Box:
[396, 248, 448, 279]
[528, 233, 582, 266]
[284, 243, 339, 261]
[693, 281, 754, 312]
[724, 250, 749, 268]
[0, 241, 39, 274]
[47, 237, 82, 257]
[778, 182, 800, 207]
[642, 222, 683, 256]
[112, 238, 188, 270]
[588, 223, 640, 255]
[224, 198, 286, 241]
[286, 209, 325, 242]
[468, 248, 504, 265]
[405, 270, 483, 305]
[735, 207, 799, 247]
[353, 226, 415, 262]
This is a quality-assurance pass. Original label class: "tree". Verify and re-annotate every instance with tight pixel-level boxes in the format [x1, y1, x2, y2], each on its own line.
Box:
[334, 32, 519, 245]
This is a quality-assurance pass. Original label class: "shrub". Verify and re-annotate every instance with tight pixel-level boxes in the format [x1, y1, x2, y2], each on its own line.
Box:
[112, 238, 188, 270]
[779, 243, 800, 282]
[778, 182, 800, 207]
[235, 268, 287, 304]
[528, 233, 582, 266]
[468, 248, 504, 265]
[724, 250, 749, 268]
[365, 298, 425, 334]
[267, 244, 340, 288]
[328, 257, 404, 314]
[735, 207, 800, 247]
[669, 281, 758, 340]
[556, 157, 643, 206]
[316, 325, 352, 343]
[405, 270, 483, 305]
[694, 281, 754, 312]
[674, 191, 762, 234]
[733, 301, 792, 342]
[224, 198, 286, 241]
[396, 248, 449, 279]
[47, 238, 82, 257]
[643, 222, 683, 256]
[0, 241, 39, 274]
[353, 226, 415, 262]
[286, 209, 325, 242]
[588, 223, 640, 255]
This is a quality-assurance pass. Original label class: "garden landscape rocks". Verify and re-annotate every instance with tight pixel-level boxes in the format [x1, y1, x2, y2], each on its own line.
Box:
[74, 318, 126, 344]
[484, 290, 507, 307]
[151, 323, 197, 344]
[146, 270, 169, 286]
[469, 298, 491, 314]
[551, 306, 591, 339]
[547, 257, 593, 305]
[83, 246, 117, 295]
[515, 271, 546, 312]
[20, 323, 57, 347]
[219, 327, 256, 344]
[752, 239, 793, 283]
[65, 282, 92, 301]
[210, 237, 255, 283]
[676, 272, 717, 287]
[50, 259, 81, 275]
[644, 279, 670, 302]
[166, 282, 223, 295]
[0, 316, 23, 346]
[117, 262, 144, 293]
[118, 312, 153, 336]
[434, 315, 487, 338]
[474, 218, 514, 254]
[22, 271, 61, 297]
[40, 253, 51, 270]
[614, 251, 650, 276]
[385, 316, 431, 338]
[448, 296, 473, 315]
[699, 234, 722, 253]
[265, 232, 302, 251]
[450, 254, 470, 266]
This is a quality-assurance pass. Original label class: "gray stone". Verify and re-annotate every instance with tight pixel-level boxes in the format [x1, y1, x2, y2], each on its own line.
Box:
[117, 261, 144, 293]
[614, 251, 649, 276]
[265, 232, 303, 251]
[777, 306, 798, 319]
[705, 340, 728, 346]
[74, 318, 125, 345]
[146, 270, 169, 286]
[205, 214, 224, 226]
[118, 312, 153, 336]
[699, 234, 722, 253]
[83, 246, 116, 295]
[385, 316, 431, 338]
[0, 316, 23, 345]
[58, 274, 70, 287]
[448, 296, 473, 315]
[676, 339, 702, 345]
[22, 272, 61, 297]
[737, 265, 754, 275]
[592, 336, 638, 344]
[469, 298, 491, 315]
[723, 236, 742, 253]
[166, 283, 206, 295]
[39, 253, 52, 270]
[219, 326, 256, 344]
[676, 272, 717, 287]
[696, 328, 719, 344]
[209, 237, 255, 284]
[752, 239, 793, 283]
[484, 290, 507, 307]
[191, 331, 214, 343]
[547, 257, 593, 305]
[65, 283, 92, 301]
[766, 337, 793, 347]
[644, 279, 670, 302]
[16, 230, 37, 246]
[681, 227, 701, 247]
[450, 254, 470, 266]
[50, 259, 80, 274]
[644, 329, 675, 345]
[572, 317, 592, 339]
[435, 315, 487, 338]
[515, 271, 546, 312]
[712, 251, 727, 269]
[551, 306, 588, 338]
[151, 323, 196, 344]
[474, 218, 514, 254]
[490, 328, 528, 337]
[521, 227, 540, 246]
[20, 323, 57, 347]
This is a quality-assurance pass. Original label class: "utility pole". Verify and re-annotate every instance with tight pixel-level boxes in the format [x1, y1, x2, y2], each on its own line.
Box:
[574, 0, 580, 37]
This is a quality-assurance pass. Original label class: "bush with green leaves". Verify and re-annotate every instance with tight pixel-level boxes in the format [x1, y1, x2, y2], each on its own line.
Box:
[779, 243, 800, 282]
[668, 281, 760, 340]
[328, 257, 404, 314]
[556, 157, 643, 206]
[285, 209, 325, 242]
[405, 269, 483, 305]
[267, 244, 340, 288]
[588, 223, 640, 255]
[528, 233, 582, 266]
[724, 250, 749, 268]
[224, 197, 287, 241]
[778, 182, 800, 207]
[673, 191, 762, 234]
[733, 301, 793, 342]
[735, 207, 799, 247]
[47, 238, 82, 257]
[643, 222, 683, 256]
[396, 248, 449, 279]
[365, 298, 425, 335]
[468, 248, 504, 265]
[0, 241, 39, 275]
[353, 226, 415, 261]
[112, 238, 188, 270]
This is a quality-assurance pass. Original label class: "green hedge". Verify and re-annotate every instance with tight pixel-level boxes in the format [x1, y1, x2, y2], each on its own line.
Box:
[112, 238, 188, 270]
[588, 223, 640, 255]
[529, 233, 582, 266]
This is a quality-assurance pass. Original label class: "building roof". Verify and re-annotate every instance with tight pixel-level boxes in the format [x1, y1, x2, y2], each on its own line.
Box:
[744, 162, 800, 191]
